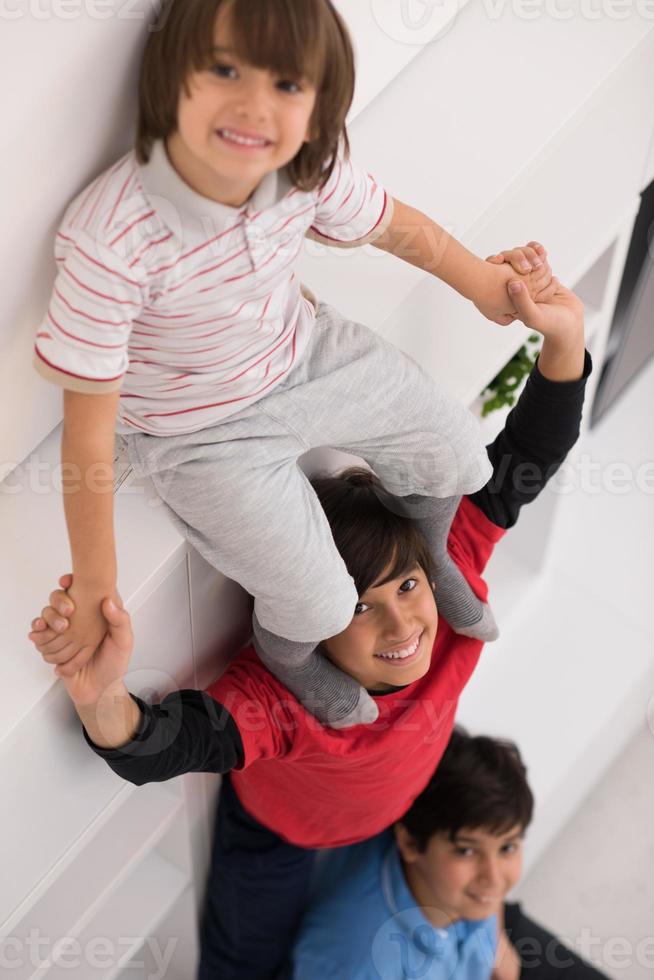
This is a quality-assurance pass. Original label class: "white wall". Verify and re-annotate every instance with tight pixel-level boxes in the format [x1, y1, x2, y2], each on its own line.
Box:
[0, 1, 150, 476]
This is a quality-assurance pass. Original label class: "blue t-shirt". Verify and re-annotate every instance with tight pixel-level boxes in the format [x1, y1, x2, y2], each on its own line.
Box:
[289, 831, 498, 980]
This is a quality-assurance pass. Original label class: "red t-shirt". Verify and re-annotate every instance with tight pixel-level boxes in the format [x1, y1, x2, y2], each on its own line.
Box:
[206, 497, 505, 848]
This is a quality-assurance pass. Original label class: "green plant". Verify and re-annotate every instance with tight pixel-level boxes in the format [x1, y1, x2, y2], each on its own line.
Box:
[480, 334, 541, 417]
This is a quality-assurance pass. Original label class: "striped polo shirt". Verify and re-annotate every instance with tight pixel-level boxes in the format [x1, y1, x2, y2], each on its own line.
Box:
[33, 139, 394, 435]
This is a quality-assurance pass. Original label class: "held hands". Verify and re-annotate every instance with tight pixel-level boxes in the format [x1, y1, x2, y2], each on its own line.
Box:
[476, 242, 559, 325]
[486, 242, 585, 340]
[28, 574, 134, 707]
[34, 582, 122, 677]
[504, 275, 584, 342]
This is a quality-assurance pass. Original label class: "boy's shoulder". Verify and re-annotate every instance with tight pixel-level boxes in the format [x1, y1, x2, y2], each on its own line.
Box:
[291, 836, 392, 979]
[311, 830, 392, 898]
[206, 643, 299, 713]
[205, 644, 308, 765]
[56, 148, 160, 266]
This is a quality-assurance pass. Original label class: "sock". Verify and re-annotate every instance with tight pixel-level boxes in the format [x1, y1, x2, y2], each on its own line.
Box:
[403, 494, 499, 642]
[252, 613, 379, 728]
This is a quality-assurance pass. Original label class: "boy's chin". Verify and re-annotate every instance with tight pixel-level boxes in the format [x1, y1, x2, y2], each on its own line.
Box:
[404, 657, 431, 684]
[373, 649, 432, 688]
[460, 898, 504, 921]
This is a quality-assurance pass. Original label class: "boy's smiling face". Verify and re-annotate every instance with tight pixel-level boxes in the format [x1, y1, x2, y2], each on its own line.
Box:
[396, 824, 524, 925]
[167, 4, 317, 208]
[321, 564, 439, 692]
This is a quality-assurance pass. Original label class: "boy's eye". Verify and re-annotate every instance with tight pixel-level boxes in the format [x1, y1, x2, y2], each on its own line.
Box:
[354, 577, 418, 615]
[454, 846, 474, 857]
[211, 62, 237, 78]
[501, 842, 518, 855]
[277, 79, 303, 93]
[210, 63, 302, 93]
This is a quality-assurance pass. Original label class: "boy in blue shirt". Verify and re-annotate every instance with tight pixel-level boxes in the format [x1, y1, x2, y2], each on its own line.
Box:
[289, 728, 608, 980]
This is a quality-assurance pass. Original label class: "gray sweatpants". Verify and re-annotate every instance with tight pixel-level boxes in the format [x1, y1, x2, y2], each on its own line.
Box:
[123, 300, 491, 643]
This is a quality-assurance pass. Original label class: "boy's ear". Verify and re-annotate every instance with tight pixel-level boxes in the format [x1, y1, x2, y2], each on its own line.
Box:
[394, 823, 420, 864]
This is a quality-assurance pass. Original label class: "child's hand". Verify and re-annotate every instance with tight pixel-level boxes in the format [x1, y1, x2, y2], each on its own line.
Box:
[487, 242, 558, 301]
[476, 242, 557, 325]
[30, 581, 119, 677]
[505, 277, 584, 342]
[28, 574, 134, 706]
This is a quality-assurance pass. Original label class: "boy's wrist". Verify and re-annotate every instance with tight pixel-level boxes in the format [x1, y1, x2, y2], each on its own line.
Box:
[73, 678, 129, 710]
[69, 576, 119, 608]
[537, 322, 586, 382]
[75, 682, 142, 749]
[539, 318, 585, 349]
[467, 257, 499, 307]
[71, 567, 117, 591]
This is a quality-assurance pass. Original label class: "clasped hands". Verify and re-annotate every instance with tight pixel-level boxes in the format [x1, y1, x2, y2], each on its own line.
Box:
[477, 240, 558, 324]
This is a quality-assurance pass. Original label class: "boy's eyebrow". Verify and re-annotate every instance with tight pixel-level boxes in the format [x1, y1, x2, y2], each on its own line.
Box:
[454, 830, 524, 845]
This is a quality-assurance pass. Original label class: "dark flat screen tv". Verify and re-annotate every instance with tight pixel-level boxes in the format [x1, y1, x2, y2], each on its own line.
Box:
[591, 177, 654, 428]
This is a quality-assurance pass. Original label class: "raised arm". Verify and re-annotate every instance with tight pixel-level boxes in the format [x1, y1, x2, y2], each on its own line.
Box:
[371, 198, 557, 324]
[28, 578, 244, 785]
[469, 278, 590, 529]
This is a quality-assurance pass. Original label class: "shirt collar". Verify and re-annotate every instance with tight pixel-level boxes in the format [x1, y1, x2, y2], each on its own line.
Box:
[138, 139, 293, 238]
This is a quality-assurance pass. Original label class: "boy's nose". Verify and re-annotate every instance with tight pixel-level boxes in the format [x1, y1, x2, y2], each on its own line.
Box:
[476, 857, 502, 889]
[235, 81, 272, 120]
[381, 604, 413, 640]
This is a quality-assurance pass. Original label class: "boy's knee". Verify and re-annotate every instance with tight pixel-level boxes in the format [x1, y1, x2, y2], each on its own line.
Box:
[254, 573, 357, 644]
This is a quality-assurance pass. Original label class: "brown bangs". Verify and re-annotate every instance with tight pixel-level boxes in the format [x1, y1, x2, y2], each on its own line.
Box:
[216, 0, 328, 93]
[310, 468, 435, 598]
[136, 0, 356, 192]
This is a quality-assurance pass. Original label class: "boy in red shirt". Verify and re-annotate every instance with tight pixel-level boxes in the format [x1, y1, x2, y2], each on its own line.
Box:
[29, 281, 589, 978]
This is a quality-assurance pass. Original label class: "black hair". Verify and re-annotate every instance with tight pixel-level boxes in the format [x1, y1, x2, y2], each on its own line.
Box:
[398, 726, 534, 851]
[310, 467, 434, 596]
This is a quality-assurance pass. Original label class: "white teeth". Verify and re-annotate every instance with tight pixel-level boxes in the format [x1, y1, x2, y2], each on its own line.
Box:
[375, 635, 420, 661]
[220, 128, 268, 147]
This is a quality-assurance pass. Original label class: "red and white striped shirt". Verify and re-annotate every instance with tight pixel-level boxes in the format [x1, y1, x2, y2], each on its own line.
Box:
[33, 140, 393, 435]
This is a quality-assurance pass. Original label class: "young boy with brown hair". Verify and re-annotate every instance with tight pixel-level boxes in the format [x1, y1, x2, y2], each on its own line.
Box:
[33, 0, 557, 727]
